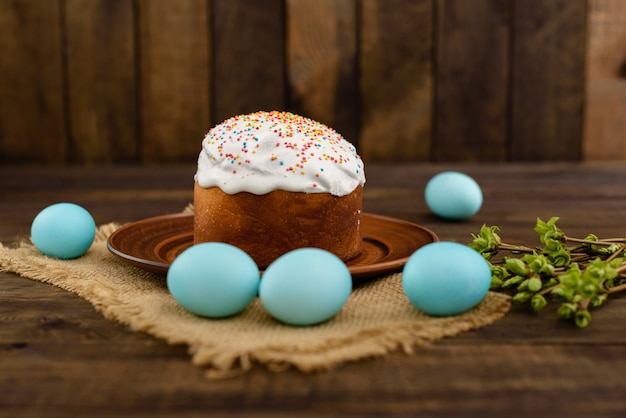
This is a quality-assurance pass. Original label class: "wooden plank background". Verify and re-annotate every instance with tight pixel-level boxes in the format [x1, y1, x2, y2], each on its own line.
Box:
[511, 0, 586, 161]
[0, 0, 66, 164]
[0, 0, 624, 165]
[139, 0, 210, 164]
[360, 0, 432, 162]
[434, 0, 510, 162]
[584, 0, 626, 160]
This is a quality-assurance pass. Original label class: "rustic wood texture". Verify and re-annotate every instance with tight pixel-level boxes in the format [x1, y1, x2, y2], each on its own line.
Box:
[138, 0, 210, 163]
[0, 0, 66, 164]
[63, 0, 139, 164]
[434, 0, 509, 162]
[510, 0, 586, 161]
[1, 0, 626, 165]
[360, 0, 433, 162]
[1, 163, 626, 417]
[584, 0, 626, 160]
[286, 0, 358, 145]
[64, 0, 138, 164]
[211, 0, 286, 124]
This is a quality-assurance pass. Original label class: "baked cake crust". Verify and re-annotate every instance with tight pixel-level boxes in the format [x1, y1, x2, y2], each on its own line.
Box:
[194, 183, 363, 268]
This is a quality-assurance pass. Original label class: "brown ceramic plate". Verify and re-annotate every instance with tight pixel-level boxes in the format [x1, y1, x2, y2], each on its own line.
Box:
[107, 212, 438, 280]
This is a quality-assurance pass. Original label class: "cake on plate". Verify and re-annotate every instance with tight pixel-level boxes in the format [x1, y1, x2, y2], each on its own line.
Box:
[193, 110, 366, 268]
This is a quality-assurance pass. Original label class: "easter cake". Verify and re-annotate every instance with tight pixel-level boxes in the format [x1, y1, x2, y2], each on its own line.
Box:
[194, 111, 366, 268]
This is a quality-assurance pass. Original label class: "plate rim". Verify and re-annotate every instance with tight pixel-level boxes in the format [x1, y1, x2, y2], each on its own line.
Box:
[107, 212, 438, 280]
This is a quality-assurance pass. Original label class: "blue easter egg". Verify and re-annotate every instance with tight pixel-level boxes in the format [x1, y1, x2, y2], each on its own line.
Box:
[402, 242, 491, 316]
[31, 203, 96, 259]
[259, 248, 352, 326]
[425, 171, 483, 220]
[167, 243, 260, 318]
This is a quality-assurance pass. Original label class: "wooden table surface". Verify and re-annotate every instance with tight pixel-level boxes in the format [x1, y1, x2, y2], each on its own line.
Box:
[1, 163, 625, 418]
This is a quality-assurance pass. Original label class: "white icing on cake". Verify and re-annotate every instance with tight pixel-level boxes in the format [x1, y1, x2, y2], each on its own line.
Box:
[195, 111, 366, 196]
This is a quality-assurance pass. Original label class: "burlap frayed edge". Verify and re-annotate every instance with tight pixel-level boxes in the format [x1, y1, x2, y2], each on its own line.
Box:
[189, 291, 510, 379]
[0, 223, 143, 320]
[0, 223, 511, 379]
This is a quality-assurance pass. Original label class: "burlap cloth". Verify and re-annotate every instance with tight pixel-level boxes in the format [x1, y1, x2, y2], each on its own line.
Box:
[0, 220, 510, 379]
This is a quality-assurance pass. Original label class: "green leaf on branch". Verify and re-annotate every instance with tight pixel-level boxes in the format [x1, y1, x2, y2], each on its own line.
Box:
[504, 258, 528, 276]
[469, 217, 626, 328]
[530, 294, 548, 311]
[521, 253, 555, 276]
[469, 225, 502, 258]
[534, 217, 564, 243]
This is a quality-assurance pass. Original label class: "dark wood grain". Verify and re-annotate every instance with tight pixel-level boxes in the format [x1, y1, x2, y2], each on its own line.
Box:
[138, 0, 210, 164]
[359, 0, 433, 162]
[583, 0, 626, 161]
[2, 1, 626, 165]
[64, 0, 138, 164]
[0, 0, 66, 164]
[434, 0, 510, 162]
[211, 0, 286, 124]
[286, 0, 358, 146]
[1, 163, 626, 417]
[510, 0, 586, 161]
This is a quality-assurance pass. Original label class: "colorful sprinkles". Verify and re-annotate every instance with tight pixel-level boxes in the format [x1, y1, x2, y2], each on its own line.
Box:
[202, 111, 364, 192]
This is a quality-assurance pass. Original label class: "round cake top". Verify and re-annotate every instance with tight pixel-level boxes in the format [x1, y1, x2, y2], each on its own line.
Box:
[195, 111, 366, 196]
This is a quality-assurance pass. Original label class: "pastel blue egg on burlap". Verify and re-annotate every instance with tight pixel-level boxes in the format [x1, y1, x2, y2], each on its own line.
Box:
[259, 248, 352, 326]
[31, 202, 96, 259]
[167, 243, 260, 318]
